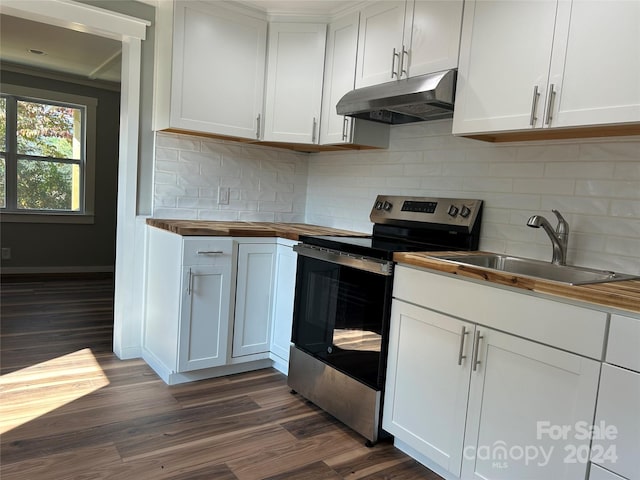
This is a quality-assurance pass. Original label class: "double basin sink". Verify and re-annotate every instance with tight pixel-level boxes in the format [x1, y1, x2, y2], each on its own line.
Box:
[433, 253, 639, 285]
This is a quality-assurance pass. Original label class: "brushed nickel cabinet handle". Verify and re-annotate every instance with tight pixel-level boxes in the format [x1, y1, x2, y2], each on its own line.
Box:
[472, 330, 484, 372]
[312, 117, 318, 143]
[400, 46, 408, 77]
[530, 85, 540, 126]
[196, 250, 223, 255]
[391, 48, 399, 78]
[187, 267, 193, 295]
[256, 114, 261, 139]
[545, 84, 556, 125]
[457, 325, 469, 366]
[342, 117, 349, 141]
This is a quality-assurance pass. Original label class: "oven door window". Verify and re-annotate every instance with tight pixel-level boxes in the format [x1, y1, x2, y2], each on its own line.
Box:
[292, 256, 390, 389]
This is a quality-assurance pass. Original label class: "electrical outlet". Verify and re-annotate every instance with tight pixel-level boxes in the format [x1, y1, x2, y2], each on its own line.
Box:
[218, 186, 230, 205]
[1, 247, 11, 260]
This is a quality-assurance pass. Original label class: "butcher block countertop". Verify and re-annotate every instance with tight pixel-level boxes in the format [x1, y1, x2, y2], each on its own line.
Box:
[146, 219, 366, 241]
[394, 251, 640, 315]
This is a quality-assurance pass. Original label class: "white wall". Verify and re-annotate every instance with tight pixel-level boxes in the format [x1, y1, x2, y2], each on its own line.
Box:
[153, 132, 308, 222]
[153, 123, 640, 274]
[306, 120, 640, 274]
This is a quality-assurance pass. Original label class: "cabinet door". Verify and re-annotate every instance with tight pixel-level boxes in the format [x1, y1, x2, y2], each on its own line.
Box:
[320, 12, 359, 145]
[263, 23, 327, 144]
[178, 264, 231, 372]
[403, 0, 463, 78]
[592, 364, 640, 480]
[383, 300, 474, 477]
[452, 0, 559, 134]
[171, 2, 266, 139]
[355, 1, 406, 88]
[233, 244, 276, 357]
[462, 327, 601, 480]
[270, 243, 298, 363]
[547, 0, 640, 128]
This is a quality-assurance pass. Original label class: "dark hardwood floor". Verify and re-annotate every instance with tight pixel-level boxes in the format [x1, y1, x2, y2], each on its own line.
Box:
[0, 277, 443, 479]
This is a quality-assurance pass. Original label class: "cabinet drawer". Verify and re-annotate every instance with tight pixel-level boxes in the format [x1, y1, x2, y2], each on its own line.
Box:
[394, 265, 607, 359]
[607, 313, 640, 372]
[182, 238, 233, 266]
[592, 364, 640, 480]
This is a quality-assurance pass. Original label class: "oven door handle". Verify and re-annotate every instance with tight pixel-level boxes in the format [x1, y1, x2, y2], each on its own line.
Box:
[293, 244, 393, 276]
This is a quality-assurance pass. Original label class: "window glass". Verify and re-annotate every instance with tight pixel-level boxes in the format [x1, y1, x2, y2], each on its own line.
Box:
[16, 159, 80, 211]
[0, 156, 5, 208]
[0, 96, 6, 152]
[16, 100, 82, 160]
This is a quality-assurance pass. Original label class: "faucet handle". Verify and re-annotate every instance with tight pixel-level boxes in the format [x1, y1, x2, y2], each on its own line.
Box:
[551, 209, 569, 235]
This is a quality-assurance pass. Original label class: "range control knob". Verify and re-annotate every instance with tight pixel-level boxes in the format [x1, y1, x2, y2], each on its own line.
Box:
[374, 200, 384, 210]
[383, 201, 393, 212]
[447, 205, 459, 217]
[460, 206, 471, 218]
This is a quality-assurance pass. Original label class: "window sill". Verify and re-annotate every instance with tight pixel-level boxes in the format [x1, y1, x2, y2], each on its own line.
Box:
[0, 212, 95, 224]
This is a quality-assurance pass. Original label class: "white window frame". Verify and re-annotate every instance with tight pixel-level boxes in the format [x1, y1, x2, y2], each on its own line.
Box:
[0, 83, 97, 224]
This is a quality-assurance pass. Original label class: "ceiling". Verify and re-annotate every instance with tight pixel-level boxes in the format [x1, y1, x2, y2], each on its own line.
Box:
[0, 14, 122, 84]
[0, 1, 360, 85]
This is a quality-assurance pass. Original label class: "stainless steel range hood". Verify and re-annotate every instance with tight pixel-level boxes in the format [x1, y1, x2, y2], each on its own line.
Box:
[336, 69, 456, 125]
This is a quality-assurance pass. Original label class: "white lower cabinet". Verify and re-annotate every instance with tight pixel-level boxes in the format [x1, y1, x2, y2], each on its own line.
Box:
[270, 241, 298, 367]
[144, 228, 299, 384]
[591, 313, 640, 480]
[462, 327, 600, 480]
[232, 243, 276, 357]
[383, 300, 474, 477]
[143, 228, 234, 382]
[178, 263, 231, 372]
[386, 265, 604, 480]
[589, 464, 628, 480]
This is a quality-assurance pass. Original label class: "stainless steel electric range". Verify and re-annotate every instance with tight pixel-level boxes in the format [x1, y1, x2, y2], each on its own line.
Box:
[288, 195, 484, 445]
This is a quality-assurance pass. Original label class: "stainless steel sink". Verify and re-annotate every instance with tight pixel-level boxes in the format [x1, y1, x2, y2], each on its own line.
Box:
[435, 253, 639, 285]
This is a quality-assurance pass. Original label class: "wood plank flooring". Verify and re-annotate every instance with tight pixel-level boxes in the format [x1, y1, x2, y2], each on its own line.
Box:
[0, 277, 443, 479]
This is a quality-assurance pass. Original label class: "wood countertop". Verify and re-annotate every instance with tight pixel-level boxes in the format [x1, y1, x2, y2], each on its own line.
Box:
[394, 251, 640, 315]
[146, 219, 367, 241]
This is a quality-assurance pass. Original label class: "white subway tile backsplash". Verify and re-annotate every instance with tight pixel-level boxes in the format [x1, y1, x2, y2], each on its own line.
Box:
[488, 162, 544, 178]
[155, 129, 640, 271]
[513, 178, 575, 195]
[156, 133, 201, 151]
[610, 199, 640, 218]
[575, 180, 640, 199]
[544, 162, 614, 179]
[154, 132, 308, 222]
[579, 141, 640, 161]
[613, 163, 640, 180]
[540, 196, 609, 215]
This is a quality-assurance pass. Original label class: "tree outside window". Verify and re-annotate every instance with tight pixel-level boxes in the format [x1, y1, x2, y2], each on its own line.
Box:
[1, 93, 85, 212]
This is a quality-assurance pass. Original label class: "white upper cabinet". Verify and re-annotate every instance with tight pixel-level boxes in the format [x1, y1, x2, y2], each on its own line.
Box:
[262, 22, 327, 144]
[355, 1, 407, 87]
[453, 0, 640, 135]
[547, 0, 640, 128]
[320, 12, 360, 145]
[159, 1, 267, 139]
[355, 0, 463, 88]
[402, 0, 464, 78]
[319, 11, 392, 148]
[453, 0, 559, 134]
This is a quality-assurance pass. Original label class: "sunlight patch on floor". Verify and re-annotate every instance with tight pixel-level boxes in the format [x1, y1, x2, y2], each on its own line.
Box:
[0, 348, 110, 434]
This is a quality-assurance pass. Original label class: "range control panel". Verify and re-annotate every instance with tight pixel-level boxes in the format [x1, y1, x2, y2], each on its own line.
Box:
[370, 195, 483, 229]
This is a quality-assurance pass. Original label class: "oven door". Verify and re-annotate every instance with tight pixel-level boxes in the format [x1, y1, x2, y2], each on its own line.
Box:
[291, 244, 394, 390]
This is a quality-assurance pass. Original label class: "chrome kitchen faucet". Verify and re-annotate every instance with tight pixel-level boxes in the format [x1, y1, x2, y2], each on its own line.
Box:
[527, 209, 569, 265]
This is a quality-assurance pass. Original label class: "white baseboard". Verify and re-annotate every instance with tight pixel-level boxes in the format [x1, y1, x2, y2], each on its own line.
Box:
[1, 265, 114, 274]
